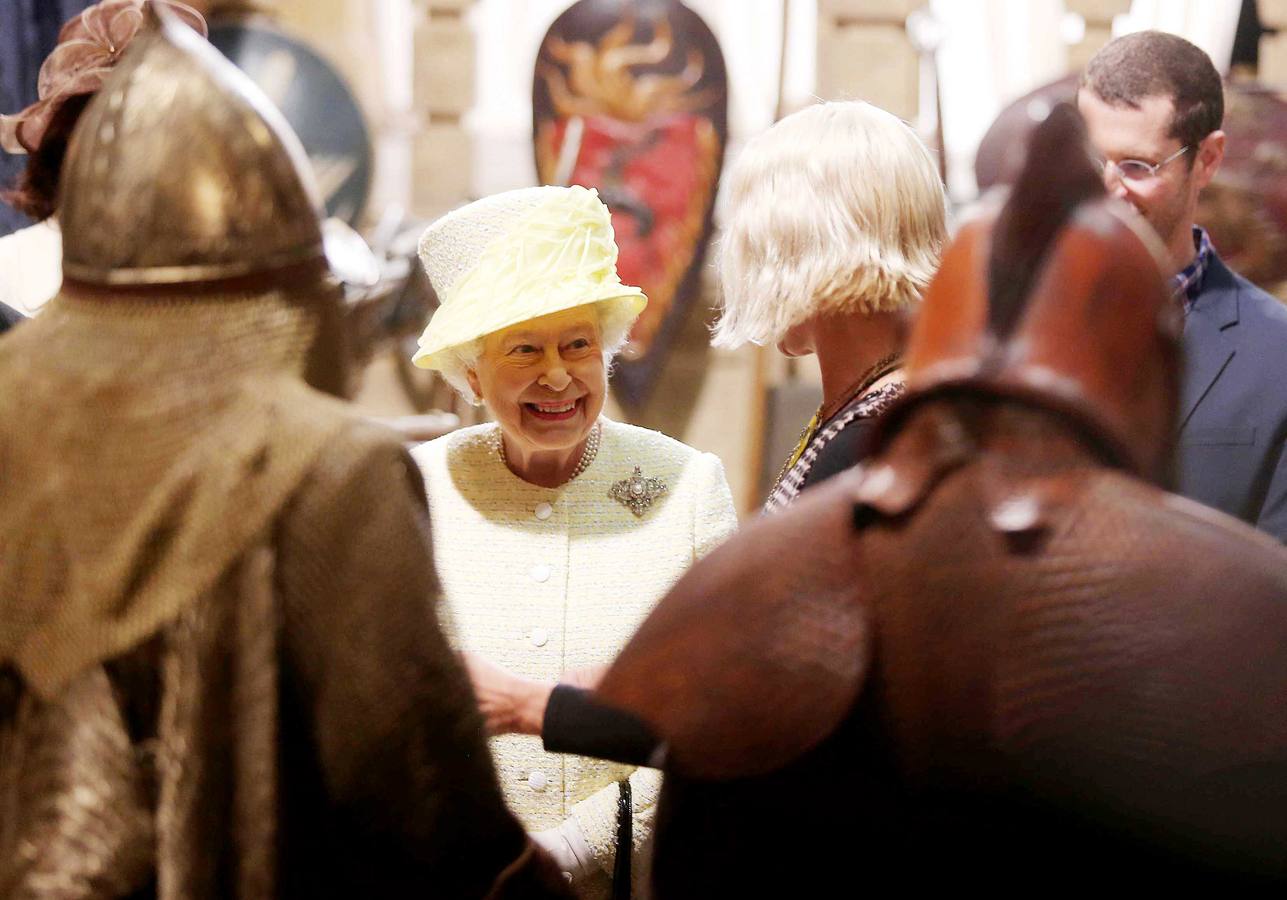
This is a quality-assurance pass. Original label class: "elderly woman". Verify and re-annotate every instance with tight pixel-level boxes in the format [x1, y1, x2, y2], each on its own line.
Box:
[716, 100, 947, 509]
[409, 184, 738, 898]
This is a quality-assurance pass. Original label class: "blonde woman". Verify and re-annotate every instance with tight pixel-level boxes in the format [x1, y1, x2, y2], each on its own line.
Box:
[716, 100, 947, 509]
[409, 184, 738, 899]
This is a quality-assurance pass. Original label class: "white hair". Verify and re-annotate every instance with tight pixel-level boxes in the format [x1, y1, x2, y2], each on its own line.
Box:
[438, 298, 638, 403]
[713, 100, 947, 348]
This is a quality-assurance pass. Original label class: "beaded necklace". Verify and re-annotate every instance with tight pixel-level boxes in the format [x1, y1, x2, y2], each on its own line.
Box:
[495, 420, 602, 483]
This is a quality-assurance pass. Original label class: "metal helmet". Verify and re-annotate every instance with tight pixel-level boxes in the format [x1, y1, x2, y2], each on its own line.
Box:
[58, 9, 325, 288]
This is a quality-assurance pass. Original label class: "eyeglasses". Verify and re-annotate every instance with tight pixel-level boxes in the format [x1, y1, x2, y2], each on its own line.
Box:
[1095, 145, 1190, 183]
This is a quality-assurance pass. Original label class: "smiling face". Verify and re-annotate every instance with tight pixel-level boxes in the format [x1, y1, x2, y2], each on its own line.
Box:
[1077, 89, 1223, 270]
[467, 306, 606, 457]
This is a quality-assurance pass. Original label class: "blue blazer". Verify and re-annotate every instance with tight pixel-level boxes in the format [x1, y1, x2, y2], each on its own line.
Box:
[1176, 250, 1287, 541]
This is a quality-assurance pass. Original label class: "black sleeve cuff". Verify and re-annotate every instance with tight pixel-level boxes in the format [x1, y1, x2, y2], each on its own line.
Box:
[542, 684, 661, 766]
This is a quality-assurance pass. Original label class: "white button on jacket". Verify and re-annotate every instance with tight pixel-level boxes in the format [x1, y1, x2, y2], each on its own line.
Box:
[534, 501, 553, 520]
[529, 563, 552, 583]
[528, 770, 548, 791]
[529, 627, 549, 647]
[411, 419, 740, 848]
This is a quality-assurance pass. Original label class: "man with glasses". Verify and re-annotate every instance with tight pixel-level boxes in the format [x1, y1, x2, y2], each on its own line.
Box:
[1078, 30, 1287, 542]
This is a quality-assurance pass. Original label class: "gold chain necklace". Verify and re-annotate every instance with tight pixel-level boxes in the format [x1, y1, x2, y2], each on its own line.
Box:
[771, 352, 902, 491]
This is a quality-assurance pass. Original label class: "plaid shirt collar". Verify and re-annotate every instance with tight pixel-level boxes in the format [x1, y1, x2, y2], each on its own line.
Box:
[1171, 225, 1213, 315]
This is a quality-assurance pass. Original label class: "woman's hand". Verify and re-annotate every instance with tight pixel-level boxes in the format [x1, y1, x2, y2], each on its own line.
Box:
[531, 819, 598, 886]
[462, 652, 552, 736]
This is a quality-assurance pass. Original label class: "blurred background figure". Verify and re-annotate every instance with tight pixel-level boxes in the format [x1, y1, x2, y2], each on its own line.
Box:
[1078, 31, 1287, 541]
[410, 183, 738, 898]
[0, 13, 570, 898]
[712, 99, 946, 511]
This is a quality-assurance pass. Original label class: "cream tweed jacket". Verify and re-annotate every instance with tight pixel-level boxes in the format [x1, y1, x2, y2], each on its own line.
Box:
[412, 418, 737, 883]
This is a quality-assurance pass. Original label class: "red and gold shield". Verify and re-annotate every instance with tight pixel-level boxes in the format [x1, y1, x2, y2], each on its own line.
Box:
[534, 0, 727, 411]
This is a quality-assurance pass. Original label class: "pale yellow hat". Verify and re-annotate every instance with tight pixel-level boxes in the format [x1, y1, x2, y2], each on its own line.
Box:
[412, 185, 647, 371]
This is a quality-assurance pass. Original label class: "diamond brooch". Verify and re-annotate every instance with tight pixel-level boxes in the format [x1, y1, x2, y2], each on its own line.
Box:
[610, 466, 667, 517]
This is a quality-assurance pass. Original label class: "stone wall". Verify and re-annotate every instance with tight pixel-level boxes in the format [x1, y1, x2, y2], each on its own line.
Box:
[411, 0, 476, 217]
[1259, 0, 1287, 87]
[816, 0, 919, 118]
[1065, 0, 1130, 71]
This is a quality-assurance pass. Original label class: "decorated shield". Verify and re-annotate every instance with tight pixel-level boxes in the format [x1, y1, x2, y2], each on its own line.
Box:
[533, 0, 728, 411]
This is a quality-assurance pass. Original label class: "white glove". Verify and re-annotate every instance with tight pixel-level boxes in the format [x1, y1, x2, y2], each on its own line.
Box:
[531, 818, 597, 885]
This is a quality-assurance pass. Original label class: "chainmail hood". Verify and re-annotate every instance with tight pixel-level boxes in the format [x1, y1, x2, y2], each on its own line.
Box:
[0, 14, 347, 696]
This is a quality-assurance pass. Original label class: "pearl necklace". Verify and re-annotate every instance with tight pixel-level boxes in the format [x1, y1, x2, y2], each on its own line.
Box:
[496, 420, 602, 484]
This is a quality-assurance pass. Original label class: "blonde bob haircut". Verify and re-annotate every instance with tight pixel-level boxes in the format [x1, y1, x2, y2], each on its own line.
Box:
[713, 100, 947, 348]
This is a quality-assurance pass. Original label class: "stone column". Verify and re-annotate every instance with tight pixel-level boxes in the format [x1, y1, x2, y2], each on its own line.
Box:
[1065, 0, 1131, 71]
[1259, 0, 1287, 87]
[816, 0, 920, 120]
[411, 0, 476, 218]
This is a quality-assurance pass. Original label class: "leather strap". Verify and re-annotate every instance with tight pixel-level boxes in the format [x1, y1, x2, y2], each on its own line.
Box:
[612, 777, 633, 899]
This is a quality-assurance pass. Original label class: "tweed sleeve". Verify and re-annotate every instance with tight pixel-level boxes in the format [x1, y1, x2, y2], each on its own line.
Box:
[277, 425, 570, 898]
[568, 765, 662, 887]
[693, 451, 739, 558]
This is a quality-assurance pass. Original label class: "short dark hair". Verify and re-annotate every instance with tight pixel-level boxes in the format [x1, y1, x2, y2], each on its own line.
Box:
[1080, 30, 1224, 153]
